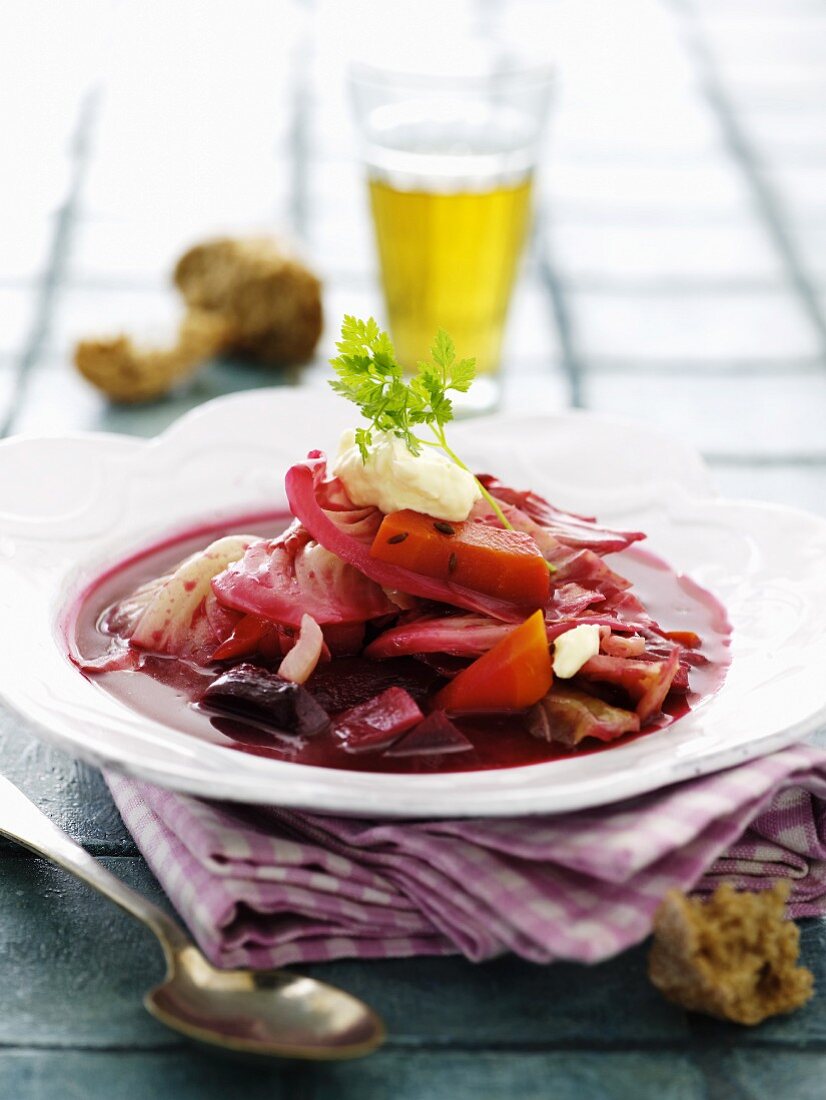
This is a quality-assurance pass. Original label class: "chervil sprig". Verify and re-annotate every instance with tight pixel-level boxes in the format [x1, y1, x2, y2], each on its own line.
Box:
[328, 316, 416, 459]
[329, 315, 515, 531]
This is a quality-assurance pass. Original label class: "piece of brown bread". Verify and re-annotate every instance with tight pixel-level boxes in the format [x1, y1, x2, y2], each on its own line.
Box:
[173, 236, 322, 365]
[74, 310, 231, 403]
[648, 882, 813, 1025]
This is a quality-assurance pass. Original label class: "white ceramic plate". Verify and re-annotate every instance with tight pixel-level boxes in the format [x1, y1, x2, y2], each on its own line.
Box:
[1, 389, 826, 817]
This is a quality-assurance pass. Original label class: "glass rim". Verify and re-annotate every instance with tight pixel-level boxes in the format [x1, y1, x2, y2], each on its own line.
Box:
[349, 50, 554, 95]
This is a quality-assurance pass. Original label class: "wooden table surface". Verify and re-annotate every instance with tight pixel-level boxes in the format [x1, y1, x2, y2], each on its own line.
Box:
[3, 1, 826, 1096]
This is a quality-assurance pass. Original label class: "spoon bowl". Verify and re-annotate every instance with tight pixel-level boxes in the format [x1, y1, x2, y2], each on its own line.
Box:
[146, 945, 385, 1058]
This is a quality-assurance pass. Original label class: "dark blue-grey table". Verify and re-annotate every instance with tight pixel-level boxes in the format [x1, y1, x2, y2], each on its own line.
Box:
[3, 0, 826, 1095]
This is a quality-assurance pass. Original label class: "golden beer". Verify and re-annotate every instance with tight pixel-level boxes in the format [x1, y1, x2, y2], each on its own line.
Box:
[350, 47, 552, 404]
[368, 173, 533, 375]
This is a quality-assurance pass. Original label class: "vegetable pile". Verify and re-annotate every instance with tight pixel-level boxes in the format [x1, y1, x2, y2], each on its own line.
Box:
[97, 318, 707, 763]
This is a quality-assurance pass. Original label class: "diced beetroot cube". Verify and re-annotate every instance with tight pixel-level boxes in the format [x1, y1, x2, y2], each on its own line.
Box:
[333, 687, 423, 754]
[201, 663, 329, 737]
[307, 656, 440, 714]
[386, 711, 473, 758]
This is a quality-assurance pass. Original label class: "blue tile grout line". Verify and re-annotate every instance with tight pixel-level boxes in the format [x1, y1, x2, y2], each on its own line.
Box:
[533, 210, 585, 409]
[0, 89, 99, 439]
[579, 358, 826, 375]
[706, 452, 826, 467]
[287, 0, 315, 240]
[32, 270, 826, 297]
[4, 1029, 826, 1056]
[674, 0, 826, 358]
[478, 0, 587, 410]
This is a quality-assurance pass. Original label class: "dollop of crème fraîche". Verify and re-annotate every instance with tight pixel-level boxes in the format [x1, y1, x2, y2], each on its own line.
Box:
[553, 624, 601, 679]
[332, 429, 481, 522]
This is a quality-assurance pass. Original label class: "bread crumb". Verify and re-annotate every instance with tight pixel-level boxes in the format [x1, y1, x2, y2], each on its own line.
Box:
[648, 883, 813, 1025]
[173, 236, 322, 365]
[74, 310, 230, 403]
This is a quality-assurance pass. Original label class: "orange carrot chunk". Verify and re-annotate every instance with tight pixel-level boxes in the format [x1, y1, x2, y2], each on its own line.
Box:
[433, 610, 553, 713]
[664, 630, 702, 649]
[370, 509, 550, 607]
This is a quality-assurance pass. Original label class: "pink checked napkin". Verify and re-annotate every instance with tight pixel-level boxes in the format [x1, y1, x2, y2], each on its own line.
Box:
[106, 744, 826, 970]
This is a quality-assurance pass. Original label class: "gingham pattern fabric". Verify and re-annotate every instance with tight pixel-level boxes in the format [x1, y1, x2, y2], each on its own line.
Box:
[106, 743, 826, 969]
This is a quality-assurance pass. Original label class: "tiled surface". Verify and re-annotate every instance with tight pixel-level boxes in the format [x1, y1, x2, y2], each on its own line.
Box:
[6, 0, 826, 449]
[548, 218, 787, 287]
[2, 0, 826, 1096]
[569, 288, 821, 365]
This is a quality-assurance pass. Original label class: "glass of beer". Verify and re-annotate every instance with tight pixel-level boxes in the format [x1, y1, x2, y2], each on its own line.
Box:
[349, 42, 553, 411]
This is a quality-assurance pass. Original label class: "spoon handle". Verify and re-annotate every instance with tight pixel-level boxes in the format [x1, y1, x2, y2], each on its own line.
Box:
[0, 774, 190, 959]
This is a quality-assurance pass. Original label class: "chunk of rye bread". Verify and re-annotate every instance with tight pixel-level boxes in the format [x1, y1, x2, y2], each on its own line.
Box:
[648, 882, 814, 1026]
[173, 236, 322, 364]
[74, 310, 230, 402]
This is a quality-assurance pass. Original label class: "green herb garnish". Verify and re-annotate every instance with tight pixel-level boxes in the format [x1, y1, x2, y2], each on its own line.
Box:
[329, 315, 515, 532]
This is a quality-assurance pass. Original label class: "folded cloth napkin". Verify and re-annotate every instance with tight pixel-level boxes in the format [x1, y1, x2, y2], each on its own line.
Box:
[106, 743, 826, 970]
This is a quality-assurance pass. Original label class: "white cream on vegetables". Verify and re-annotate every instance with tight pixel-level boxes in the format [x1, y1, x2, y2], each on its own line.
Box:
[332, 430, 481, 522]
[553, 624, 601, 679]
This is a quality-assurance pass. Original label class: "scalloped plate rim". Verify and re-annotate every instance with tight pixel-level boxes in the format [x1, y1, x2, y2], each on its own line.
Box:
[0, 389, 824, 816]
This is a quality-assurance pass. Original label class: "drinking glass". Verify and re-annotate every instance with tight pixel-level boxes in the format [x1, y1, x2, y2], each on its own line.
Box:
[349, 41, 553, 411]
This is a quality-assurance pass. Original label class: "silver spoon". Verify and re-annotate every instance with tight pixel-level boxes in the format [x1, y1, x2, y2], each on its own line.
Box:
[0, 774, 385, 1059]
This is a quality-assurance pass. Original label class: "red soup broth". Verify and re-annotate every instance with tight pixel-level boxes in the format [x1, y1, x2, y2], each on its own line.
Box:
[67, 510, 732, 775]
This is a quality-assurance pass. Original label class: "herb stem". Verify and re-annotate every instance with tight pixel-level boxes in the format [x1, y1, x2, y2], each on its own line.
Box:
[422, 427, 556, 575]
[428, 425, 515, 531]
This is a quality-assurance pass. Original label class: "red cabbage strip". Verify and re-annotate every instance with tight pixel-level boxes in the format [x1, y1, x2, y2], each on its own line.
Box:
[213, 521, 396, 626]
[477, 474, 645, 553]
[285, 455, 524, 622]
[579, 649, 680, 723]
[551, 548, 633, 597]
[365, 612, 633, 660]
[550, 582, 606, 617]
[365, 614, 511, 658]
